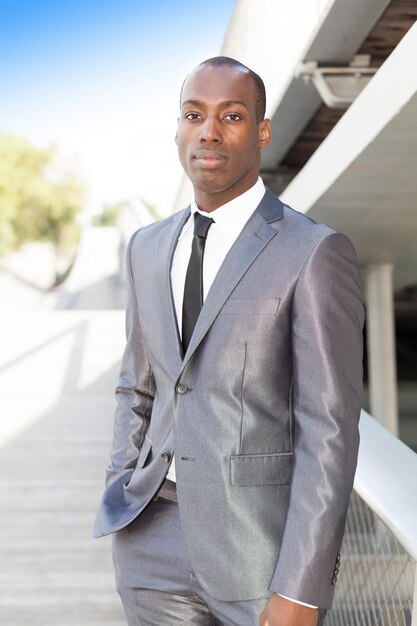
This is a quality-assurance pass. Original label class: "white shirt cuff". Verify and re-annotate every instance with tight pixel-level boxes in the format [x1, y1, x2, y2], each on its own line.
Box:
[278, 594, 318, 609]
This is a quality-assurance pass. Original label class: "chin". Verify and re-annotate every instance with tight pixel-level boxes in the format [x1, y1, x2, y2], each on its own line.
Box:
[192, 173, 228, 194]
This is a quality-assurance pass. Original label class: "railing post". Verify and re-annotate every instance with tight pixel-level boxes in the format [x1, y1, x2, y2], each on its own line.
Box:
[364, 263, 398, 435]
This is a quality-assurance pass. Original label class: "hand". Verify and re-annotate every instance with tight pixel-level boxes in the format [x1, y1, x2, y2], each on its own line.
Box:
[259, 594, 318, 626]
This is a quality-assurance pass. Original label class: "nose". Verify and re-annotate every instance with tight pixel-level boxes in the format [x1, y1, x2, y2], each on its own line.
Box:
[200, 116, 222, 143]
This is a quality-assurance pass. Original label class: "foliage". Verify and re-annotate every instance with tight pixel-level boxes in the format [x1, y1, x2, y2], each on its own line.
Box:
[0, 133, 84, 256]
[92, 202, 123, 226]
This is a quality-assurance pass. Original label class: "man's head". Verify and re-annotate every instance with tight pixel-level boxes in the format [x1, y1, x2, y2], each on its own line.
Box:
[176, 56, 271, 212]
[180, 57, 267, 122]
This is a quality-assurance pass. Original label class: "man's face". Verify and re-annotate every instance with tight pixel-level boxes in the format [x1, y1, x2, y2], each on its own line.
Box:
[176, 64, 271, 209]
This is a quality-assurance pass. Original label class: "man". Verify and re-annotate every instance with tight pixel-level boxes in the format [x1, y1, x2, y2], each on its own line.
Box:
[93, 57, 364, 626]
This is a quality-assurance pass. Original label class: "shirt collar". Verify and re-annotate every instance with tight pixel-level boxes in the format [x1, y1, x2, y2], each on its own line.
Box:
[188, 177, 266, 241]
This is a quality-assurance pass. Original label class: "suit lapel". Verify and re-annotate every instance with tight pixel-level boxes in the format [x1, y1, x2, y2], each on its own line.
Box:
[180, 189, 284, 373]
[155, 207, 190, 376]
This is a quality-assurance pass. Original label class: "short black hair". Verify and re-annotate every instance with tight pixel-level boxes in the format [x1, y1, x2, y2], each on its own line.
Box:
[181, 56, 266, 122]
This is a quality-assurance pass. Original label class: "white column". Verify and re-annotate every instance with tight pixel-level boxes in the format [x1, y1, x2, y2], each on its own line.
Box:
[364, 263, 398, 435]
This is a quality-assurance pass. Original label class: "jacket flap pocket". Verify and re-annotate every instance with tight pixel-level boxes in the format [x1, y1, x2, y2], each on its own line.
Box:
[220, 297, 280, 315]
[137, 435, 152, 469]
[230, 452, 293, 486]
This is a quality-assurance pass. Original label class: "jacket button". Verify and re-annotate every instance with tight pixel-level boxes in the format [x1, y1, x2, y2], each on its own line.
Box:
[176, 383, 188, 395]
[160, 452, 171, 463]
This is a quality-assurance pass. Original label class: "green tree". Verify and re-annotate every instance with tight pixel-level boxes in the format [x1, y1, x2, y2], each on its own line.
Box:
[0, 133, 84, 256]
[93, 202, 123, 226]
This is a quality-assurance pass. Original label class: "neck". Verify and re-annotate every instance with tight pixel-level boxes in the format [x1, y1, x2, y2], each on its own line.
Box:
[194, 175, 259, 213]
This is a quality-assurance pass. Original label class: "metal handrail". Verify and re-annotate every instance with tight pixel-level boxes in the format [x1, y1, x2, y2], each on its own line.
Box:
[328, 411, 417, 625]
[355, 412, 417, 562]
[117, 200, 155, 246]
[115, 200, 156, 287]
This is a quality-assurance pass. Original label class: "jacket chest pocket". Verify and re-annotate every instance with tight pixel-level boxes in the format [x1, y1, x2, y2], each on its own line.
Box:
[220, 297, 281, 316]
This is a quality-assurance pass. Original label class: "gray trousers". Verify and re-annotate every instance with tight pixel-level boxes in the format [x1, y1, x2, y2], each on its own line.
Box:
[112, 497, 326, 625]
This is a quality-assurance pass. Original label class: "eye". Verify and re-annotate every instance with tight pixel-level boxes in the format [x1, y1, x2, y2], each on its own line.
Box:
[184, 112, 202, 120]
[224, 113, 242, 121]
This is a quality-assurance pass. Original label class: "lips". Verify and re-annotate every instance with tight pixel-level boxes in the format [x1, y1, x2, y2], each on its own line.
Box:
[193, 150, 227, 169]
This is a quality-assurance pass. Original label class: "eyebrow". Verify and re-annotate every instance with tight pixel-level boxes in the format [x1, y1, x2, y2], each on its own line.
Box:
[181, 99, 249, 110]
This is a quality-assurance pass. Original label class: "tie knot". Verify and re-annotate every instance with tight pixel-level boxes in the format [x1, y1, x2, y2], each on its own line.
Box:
[193, 213, 214, 239]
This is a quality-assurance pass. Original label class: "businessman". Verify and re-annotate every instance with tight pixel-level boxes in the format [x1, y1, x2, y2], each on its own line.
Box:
[94, 57, 364, 626]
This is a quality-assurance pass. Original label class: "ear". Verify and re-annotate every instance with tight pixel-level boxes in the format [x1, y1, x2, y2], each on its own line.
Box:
[258, 118, 271, 149]
[175, 118, 179, 144]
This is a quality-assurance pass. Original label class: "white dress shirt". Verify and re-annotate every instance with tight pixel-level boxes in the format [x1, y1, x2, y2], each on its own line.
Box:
[167, 177, 317, 610]
[171, 177, 266, 335]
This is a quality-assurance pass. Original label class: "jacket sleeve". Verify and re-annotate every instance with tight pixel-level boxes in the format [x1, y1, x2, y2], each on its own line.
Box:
[105, 230, 156, 488]
[269, 232, 364, 609]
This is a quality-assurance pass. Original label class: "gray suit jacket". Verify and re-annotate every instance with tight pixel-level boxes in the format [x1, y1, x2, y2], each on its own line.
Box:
[93, 188, 364, 609]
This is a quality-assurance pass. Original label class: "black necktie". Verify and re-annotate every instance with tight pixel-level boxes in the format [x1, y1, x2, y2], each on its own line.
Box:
[182, 213, 214, 353]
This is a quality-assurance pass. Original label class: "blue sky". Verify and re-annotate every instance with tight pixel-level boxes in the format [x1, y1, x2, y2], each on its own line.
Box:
[0, 0, 236, 213]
